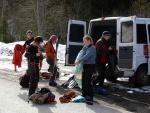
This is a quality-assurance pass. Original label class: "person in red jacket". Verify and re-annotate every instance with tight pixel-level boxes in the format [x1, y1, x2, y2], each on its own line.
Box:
[92, 31, 113, 95]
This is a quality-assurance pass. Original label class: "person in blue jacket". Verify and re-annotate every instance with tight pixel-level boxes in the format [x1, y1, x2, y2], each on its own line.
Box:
[75, 35, 96, 101]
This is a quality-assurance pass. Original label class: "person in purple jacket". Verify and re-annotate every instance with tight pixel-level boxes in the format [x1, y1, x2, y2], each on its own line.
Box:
[75, 35, 96, 101]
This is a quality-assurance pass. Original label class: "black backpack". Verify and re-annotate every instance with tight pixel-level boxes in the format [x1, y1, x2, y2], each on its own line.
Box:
[19, 70, 30, 88]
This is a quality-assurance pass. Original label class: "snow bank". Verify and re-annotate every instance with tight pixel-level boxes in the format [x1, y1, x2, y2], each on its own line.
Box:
[0, 41, 66, 62]
[57, 44, 66, 61]
[0, 41, 25, 56]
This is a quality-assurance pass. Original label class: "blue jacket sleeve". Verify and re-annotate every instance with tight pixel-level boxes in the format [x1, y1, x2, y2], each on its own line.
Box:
[78, 47, 95, 63]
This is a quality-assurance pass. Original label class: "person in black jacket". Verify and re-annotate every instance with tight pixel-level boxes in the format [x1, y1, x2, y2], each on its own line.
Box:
[25, 36, 43, 98]
[23, 30, 34, 50]
[92, 31, 113, 95]
[23, 30, 34, 81]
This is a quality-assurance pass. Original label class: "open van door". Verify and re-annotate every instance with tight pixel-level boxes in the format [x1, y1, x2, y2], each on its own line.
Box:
[146, 22, 150, 75]
[118, 16, 136, 70]
[65, 20, 86, 66]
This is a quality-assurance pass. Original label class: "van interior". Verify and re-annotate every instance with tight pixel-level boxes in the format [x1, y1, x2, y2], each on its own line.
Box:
[90, 19, 117, 48]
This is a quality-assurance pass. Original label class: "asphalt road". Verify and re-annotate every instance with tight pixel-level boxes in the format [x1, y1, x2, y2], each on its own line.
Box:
[0, 78, 127, 113]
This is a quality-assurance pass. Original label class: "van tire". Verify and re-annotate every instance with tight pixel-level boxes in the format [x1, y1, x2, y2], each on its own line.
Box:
[135, 66, 150, 87]
[106, 76, 118, 83]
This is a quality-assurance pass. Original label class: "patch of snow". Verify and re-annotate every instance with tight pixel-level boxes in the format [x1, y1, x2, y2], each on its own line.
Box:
[0, 41, 25, 56]
[0, 41, 66, 63]
[111, 85, 150, 93]
[126, 91, 134, 94]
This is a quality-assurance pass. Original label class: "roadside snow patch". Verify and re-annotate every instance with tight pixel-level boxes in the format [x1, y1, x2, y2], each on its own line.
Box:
[0, 41, 66, 63]
[111, 85, 150, 93]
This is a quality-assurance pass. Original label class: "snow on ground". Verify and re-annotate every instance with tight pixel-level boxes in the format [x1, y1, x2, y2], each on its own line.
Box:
[110, 85, 150, 93]
[0, 41, 66, 62]
[0, 41, 72, 77]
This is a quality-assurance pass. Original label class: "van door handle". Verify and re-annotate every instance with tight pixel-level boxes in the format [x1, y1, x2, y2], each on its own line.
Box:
[121, 47, 127, 50]
[145, 56, 149, 58]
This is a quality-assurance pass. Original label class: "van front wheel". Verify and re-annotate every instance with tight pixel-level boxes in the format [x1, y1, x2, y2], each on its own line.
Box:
[135, 66, 150, 87]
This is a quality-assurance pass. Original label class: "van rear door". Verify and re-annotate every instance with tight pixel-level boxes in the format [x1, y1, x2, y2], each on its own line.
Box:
[118, 16, 136, 70]
[65, 20, 86, 66]
[146, 22, 150, 75]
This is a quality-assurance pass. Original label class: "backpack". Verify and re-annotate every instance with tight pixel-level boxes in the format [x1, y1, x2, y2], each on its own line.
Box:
[19, 70, 30, 88]
[30, 88, 55, 104]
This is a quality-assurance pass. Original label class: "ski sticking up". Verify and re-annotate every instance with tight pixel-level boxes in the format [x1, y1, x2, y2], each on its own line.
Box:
[54, 35, 61, 79]
[55, 35, 61, 65]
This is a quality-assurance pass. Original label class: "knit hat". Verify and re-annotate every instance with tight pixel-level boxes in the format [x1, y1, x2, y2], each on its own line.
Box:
[102, 31, 111, 37]
[49, 35, 57, 40]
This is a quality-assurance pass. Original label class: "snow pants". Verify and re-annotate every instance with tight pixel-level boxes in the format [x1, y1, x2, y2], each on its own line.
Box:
[28, 63, 39, 97]
[82, 64, 95, 97]
[46, 58, 57, 80]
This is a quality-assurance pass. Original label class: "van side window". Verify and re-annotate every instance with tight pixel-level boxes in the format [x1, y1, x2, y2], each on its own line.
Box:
[121, 21, 133, 43]
[137, 24, 147, 44]
[69, 24, 84, 42]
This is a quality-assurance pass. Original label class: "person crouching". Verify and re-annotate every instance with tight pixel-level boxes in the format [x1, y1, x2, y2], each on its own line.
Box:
[25, 36, 43, 98]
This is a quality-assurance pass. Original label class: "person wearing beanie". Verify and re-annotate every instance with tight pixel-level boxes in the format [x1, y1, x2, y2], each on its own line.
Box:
[92, 31, 113, 95]
[43, 35, 58, 86]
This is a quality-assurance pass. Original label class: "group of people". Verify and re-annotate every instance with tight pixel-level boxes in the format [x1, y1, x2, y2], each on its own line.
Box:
[23, 29, 114, 102]
[23, 30, 58, 99]
[75, 31, 114, 101]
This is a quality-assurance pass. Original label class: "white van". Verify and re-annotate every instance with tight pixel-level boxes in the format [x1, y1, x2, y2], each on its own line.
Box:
[65, 16, 150, 87]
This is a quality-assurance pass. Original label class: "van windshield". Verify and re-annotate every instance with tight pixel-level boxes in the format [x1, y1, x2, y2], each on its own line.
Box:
[121, 21, 133, 43]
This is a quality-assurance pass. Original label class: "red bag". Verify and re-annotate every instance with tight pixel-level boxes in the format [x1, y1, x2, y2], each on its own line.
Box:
[46, 93, 55, 102]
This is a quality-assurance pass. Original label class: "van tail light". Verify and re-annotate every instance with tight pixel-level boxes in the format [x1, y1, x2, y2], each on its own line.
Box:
[116, 50, 118, 55]
[144, 45, 148, 56]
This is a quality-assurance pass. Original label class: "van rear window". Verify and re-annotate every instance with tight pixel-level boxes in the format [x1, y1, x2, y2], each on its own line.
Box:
[69, 24, 84, 42]
[121, 21, 133, 43]
[137, 24, 147, 44]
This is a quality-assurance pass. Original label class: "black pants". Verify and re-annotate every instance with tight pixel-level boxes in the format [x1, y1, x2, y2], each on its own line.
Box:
[46, 58, 57, 80]
[92, 64, 106, 87]
[82, 64, 95, 97]
[28, 63, 39, 97]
